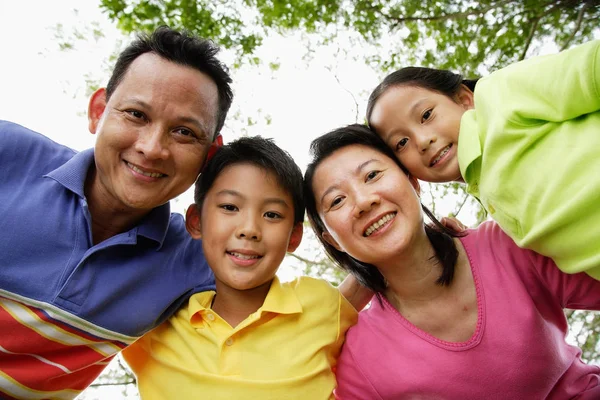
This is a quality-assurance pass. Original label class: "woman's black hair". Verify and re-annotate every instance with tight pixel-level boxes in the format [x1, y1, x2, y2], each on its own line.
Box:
[366, 66, 479, 125]
[304, 124, 463, 294]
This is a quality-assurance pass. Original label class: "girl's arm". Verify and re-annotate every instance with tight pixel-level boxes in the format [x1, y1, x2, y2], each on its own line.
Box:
[477, 40, 600, 123]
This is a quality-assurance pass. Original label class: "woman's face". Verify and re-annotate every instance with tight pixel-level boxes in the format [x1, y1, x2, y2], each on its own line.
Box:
[311, 144, 424, 266]
[369, 85, 473, 183]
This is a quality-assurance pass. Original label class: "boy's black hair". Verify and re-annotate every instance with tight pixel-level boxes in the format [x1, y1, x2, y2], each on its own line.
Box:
[195, 136, 305, 225]
[106, 26, 233, 138]
[304, 124, 462, 294]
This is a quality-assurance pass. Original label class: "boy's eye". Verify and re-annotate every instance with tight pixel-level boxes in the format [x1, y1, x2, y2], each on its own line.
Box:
[264, 211, 282, 219]
[421, 109, 432, 123]
[396, 138, 409, 151]
[220, 204, 238, 212]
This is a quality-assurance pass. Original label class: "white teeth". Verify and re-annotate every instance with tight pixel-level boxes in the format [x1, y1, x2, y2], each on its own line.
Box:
[431, 145, 451, 166]
[229, 252, 260, 260]
[364, 213, 396, 237]
[127, 162, 164, 178]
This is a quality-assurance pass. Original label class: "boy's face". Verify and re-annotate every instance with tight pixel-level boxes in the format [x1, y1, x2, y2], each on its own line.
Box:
[186, 163, 302, 293]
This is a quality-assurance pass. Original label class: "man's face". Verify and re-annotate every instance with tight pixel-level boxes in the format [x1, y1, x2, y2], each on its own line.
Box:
[88, 52, 219, 213]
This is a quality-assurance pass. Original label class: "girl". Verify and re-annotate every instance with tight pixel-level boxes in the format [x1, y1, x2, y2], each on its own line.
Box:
[366, 40, 600, 280]
[304, 124, 600, 399]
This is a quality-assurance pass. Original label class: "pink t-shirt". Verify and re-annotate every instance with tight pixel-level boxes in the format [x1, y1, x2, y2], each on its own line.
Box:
[335, 221, 600, 399]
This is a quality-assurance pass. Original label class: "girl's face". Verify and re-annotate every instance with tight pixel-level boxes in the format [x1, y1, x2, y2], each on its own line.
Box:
[311, 144, 423, 267]
[369, 84, 474, 183]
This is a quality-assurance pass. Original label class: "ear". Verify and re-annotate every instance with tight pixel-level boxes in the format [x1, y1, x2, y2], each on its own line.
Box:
[185, 204, 203, 239]
[88, 88, 107, 134]
[202, 134, 223, 172]
[455, 84, 475, 110]
[322, 231, 343, 252]
[287, 222, 304, 252]
[408, 174, 421, 195]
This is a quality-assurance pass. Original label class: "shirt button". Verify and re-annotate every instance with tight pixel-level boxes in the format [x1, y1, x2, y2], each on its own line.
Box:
[225, 338, 234, 346]
[488, 203, 496, 214]
[207, 313, 215, 321]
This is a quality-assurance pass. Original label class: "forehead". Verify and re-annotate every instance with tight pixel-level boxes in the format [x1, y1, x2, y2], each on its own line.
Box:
[313, 145, 388, 188]
[113, 53, 220, 137]
[209, 163, 292, 200]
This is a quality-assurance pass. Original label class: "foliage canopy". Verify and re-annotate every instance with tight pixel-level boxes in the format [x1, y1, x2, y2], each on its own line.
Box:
[101, 0, 599, 73]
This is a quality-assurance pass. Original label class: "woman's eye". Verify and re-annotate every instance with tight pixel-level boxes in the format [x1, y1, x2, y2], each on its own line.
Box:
[421, 109, 432, 123]
[366, 170, 380, 181]
[396, 138, 409, 150]
[264, 211, 282, 219]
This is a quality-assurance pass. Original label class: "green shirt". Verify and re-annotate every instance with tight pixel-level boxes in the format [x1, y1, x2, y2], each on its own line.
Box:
[458, 40, 600, 279]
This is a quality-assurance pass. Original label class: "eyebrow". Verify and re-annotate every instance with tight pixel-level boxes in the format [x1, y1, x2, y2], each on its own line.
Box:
[319, 158, 378, 205]
[216, 189, 290, 208]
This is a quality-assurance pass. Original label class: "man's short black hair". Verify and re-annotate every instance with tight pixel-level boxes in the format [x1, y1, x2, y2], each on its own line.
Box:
[106, 26, 233, 138]
[195, 136, 305, 225]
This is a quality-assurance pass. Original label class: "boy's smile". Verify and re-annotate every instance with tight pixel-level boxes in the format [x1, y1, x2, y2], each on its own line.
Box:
[187, 163, 300, 293]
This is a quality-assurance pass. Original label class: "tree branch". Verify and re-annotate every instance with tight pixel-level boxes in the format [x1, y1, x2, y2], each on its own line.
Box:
[287, 252, 331, 268]
[519, 16, 540, 60]
[453, 193, 470, 218]
[560, 1, 590, 51]
[386, 0, 516, 26]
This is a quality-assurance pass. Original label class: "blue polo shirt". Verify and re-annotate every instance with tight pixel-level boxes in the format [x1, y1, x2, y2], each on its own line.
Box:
[0, 120, 214, 398]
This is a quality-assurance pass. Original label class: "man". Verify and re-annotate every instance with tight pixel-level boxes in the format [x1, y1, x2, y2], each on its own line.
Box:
[0, 26, 233, 398]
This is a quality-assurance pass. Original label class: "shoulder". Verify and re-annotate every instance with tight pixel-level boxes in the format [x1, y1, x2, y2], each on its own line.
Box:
[287, 276, 341, 301]
[0, 120, 76, 172]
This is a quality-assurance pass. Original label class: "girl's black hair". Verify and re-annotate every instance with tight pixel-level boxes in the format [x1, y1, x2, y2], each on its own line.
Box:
[304, 124, 463, 294]
[366, 66, 479, 125]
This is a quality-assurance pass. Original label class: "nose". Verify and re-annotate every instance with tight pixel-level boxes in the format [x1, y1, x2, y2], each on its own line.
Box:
[236, 216, 261, 241]
[352, 191, 380, 218]
[135, 126, 170, 160]
[417, 131, 437, 153]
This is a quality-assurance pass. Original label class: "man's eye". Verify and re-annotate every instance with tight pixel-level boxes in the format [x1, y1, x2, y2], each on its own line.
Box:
[127, 110, 145, 120]
[175, 128, 195, 137]
[421, 109, 432, 123]
[396, 138, 409, 150]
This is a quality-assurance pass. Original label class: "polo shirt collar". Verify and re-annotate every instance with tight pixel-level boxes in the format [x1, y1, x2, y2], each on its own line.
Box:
[187, 276, 303, 323]
[45, 148, 171, 247]
[457, 110, 482, 187]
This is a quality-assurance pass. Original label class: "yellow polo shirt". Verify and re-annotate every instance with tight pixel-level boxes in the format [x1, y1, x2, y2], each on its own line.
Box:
[458, 39, 600, 279]
[123, 276, 358, 399]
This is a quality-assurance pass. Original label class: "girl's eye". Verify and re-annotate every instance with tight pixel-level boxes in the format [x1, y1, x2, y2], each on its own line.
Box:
[421, 109, 432, 123]
[329, 196, 343, 209]
[396, 138, 409, 151]
[264, 211, 282, 219]
[220, 204, 238, 212]
[366, 170, 380, 182]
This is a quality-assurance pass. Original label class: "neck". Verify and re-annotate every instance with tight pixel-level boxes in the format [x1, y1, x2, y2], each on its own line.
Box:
[380, 232, 449, 304]
[85, 168, 149, 244]
[212, 279, 272, 328]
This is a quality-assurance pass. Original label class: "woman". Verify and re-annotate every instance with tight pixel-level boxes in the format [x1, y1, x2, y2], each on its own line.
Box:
[304, 124, 600, 399]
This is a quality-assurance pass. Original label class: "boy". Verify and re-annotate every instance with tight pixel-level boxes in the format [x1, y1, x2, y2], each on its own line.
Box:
[123, 137, 359, 399]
